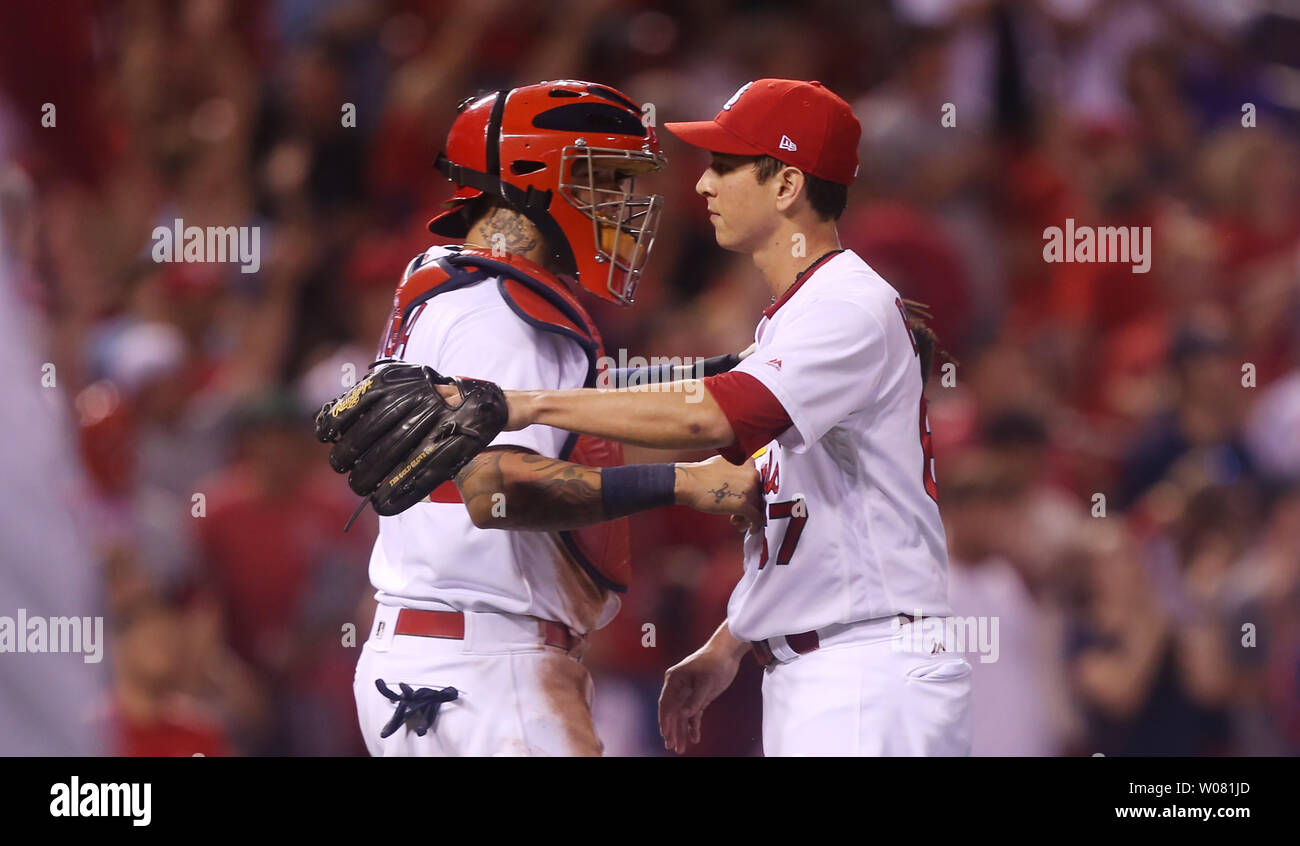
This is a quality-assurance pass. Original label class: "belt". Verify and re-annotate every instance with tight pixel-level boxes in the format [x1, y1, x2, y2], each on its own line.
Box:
[750, 613, 924, 668]
[394, 608, 581, 654]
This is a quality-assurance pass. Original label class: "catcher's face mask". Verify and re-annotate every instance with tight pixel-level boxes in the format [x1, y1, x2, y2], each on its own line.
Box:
[560, 144, 665, 305]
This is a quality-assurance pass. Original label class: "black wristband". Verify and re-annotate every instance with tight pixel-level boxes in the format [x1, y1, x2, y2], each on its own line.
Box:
[609, 353, 741, 387]
[600, 464, 676, 519]
[697, 352, 742, 377]
[610, 364, 678, 388]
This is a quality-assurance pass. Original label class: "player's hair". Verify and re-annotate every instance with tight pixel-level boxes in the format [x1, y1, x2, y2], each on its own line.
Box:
[899, 299, 953, 389]
[461, 194, 501, 232]
[752, 155, 849, 221]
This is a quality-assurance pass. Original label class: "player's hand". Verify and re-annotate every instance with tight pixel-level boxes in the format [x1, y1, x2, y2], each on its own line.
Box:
[433, 380, 462, 404]
[674, 455, 764, 531]
[659, 644, 742, 754]
[434, 381, 537, 432]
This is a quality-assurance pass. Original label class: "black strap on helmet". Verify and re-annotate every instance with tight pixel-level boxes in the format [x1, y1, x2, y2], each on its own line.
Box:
[433, 88, 511, 197]
[484, 88, 506, 176]
[433, 89, 578, 277]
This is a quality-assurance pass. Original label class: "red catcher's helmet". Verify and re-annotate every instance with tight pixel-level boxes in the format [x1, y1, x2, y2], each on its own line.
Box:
[429, 81, 666, 305]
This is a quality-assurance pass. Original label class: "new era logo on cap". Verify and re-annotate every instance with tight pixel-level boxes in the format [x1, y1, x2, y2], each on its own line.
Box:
[662, 79, 862, 185]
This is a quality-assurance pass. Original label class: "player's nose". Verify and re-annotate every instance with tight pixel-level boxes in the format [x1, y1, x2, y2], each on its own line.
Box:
[695, 169, 715, 198]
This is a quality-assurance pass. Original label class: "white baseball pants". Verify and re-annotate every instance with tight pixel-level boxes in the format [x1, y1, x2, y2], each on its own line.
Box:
[354, 603, 602, 756]
[760, 615, 973, 756]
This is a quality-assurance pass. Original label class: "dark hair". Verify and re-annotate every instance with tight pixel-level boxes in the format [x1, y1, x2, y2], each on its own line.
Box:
[897, 299, 953, 389]
[462, 194, 503, 232]
[752, 155, 848, 221]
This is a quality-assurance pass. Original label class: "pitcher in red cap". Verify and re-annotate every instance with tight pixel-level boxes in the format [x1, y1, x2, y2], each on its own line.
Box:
[478, 78, 973, 756]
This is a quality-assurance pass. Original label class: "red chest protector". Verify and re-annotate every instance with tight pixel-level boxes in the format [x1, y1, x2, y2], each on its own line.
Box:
[378, 247, 632, 593]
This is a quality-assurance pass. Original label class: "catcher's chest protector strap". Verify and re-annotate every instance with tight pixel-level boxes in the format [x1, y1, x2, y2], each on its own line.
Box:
[379, 246, 632, 593]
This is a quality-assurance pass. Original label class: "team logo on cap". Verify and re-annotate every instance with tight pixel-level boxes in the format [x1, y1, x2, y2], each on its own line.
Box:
[779, 135, 798, 152]
[722, 81, 753, 111]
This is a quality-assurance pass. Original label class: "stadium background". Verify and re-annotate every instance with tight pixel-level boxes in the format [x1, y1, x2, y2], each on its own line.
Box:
[1, 0, 1298, 756]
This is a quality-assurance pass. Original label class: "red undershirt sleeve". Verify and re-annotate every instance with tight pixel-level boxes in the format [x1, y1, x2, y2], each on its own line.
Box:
[701, 371, 793, 464]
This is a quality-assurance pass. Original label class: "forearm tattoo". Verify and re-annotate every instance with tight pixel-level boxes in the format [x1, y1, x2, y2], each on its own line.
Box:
[456, 449, 606, 530]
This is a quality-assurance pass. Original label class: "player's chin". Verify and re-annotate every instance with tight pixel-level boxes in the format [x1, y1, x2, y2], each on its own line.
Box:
[709, 222, 740, 251]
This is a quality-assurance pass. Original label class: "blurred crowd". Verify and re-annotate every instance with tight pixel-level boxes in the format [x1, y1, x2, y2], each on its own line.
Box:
[1, 0, 1298, 756]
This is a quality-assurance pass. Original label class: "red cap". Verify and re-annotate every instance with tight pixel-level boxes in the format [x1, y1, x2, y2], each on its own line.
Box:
[664, 79, 861, 185]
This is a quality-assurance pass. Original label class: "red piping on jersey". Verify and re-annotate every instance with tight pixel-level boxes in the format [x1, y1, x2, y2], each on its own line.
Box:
[763, 249, 845, 319]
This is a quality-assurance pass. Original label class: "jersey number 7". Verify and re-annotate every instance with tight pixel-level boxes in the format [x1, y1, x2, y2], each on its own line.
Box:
[758, 498, 808, 569]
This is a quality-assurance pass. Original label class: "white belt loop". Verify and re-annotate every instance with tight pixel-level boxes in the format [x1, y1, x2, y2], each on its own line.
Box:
[767, 634, 802, 664]
[368, 603, 401, 653]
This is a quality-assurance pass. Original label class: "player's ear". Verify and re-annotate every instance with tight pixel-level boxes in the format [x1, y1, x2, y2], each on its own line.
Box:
[772, 167, 805, 214]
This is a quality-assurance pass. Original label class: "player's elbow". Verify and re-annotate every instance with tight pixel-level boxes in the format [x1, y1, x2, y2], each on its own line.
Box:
[458, 460, 541, 529]
[459, 479, 519, 529]
[455, 454, 512, 529]
[462, 496, 504, 529]
[683, 398, 736, 449]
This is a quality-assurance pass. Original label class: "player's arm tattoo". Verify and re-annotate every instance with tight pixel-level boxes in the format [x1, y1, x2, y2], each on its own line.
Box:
[455, 447, 615, 531]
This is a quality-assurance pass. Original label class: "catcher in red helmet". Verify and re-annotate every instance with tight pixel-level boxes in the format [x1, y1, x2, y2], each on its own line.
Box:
[428, 81, 666, 304]
[320, 80, 762, 757]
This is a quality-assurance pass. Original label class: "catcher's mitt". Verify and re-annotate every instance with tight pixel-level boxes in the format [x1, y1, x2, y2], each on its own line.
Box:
[314, 361, 508, 520]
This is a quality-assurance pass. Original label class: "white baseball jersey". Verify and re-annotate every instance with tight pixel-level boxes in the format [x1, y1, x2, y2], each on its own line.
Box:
[725, 249, 951, 642]
[367, 246, 621, 635]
